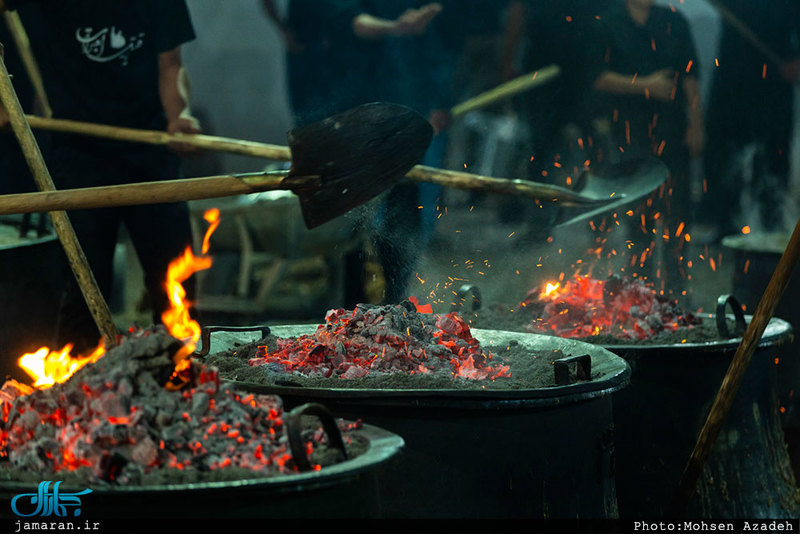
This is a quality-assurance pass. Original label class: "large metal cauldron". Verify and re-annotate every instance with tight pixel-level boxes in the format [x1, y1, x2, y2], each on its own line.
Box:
[0, 418, 403, 520]
[203, 326, 631, 519]
[0, 218, 63, 382]
[722, 232, 800, 480]
[606, 307, 798, 519]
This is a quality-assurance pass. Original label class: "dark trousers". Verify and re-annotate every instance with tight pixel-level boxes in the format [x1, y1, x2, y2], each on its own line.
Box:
[50, 142, 195, 353]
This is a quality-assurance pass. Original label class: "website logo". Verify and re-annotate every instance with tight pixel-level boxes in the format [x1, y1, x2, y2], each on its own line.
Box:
[11, 481, 93, 518]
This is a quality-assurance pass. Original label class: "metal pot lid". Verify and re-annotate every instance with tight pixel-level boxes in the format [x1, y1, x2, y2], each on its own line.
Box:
[722, 231, 792, 255]
[202, 325, 631, 405]
[600, 315, 793, 354]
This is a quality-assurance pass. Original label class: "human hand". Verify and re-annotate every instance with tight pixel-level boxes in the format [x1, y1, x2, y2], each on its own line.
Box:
[642, 69, 676, 102]
[394, 3, 443, 36]
[167, 112, 203, 157]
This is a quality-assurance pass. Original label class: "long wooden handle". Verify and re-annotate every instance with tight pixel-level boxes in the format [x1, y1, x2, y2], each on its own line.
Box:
[706, 0, 784, 65]
[23, 110, 614, 206]
[25, 115, 294, 160]
[0, 171, 290, 214]
[669, 217, 800, 516]
[0, 56, 118, 348]
[405, 165, 609, 207]
[3, 11, 52, 117]
[450, 64, 562, 118]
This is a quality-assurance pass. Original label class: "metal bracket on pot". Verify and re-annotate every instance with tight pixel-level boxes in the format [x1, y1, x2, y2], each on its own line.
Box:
[193, 325, 272, 358]
[716, 295, 748, 339]
[450, 285, 483, 314]
[554, 354, 592, 386]
[284, 403, 349, 472]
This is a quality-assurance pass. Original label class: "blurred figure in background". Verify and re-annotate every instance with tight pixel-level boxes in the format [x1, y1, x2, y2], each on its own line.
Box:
[699, 0, 800, 240]
[262, 0, 442, 127]
[584, 0, 705, 296]
[265, 1, 503, 305]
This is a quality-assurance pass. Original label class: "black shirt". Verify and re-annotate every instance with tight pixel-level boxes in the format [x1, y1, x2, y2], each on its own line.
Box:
[586, 3, 700, 152]
[4, 0, 195, 130]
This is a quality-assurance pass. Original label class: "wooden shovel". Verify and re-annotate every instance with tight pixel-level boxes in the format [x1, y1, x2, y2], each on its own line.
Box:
[0, 102, 435, 230]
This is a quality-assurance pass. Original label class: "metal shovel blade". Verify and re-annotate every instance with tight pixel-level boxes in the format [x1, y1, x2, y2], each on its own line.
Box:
[554, 157, 669, 228]
[285, 102, 434, 229]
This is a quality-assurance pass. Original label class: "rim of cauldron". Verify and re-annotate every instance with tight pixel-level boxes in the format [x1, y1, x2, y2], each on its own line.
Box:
[598, 315, 793, 354]
[0, 421, 403, 496]
[0, 230, 57, 251]
[208, 326, 632, 408]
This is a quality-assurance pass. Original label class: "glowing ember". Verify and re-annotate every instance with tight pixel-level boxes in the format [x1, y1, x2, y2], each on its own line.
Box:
[250, 301, 510, 381]
[526, 274, 701, 341]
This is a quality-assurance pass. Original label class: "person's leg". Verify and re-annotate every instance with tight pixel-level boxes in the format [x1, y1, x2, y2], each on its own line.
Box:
[122, 201, 195, 325]
[374, 183, 423, 304]
[53, 207, 121, 353]
[118, 147, 195, 326]
[50, 147, 122, 353]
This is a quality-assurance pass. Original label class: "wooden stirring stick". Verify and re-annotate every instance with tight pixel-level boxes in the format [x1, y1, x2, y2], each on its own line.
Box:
[669, 217, 800, 516]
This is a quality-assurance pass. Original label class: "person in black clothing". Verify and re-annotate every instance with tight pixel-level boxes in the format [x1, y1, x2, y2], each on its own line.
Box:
[700, 0, 800, 238]
[0, 5, 40, 196]
[262, 0, 442, 127]
[585, 0, 705, 295]
[263, 0, 448, 305]
[0, 0, 203, 354]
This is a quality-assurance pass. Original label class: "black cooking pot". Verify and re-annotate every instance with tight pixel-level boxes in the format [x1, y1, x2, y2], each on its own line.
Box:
[606, 300, 798, 519]
[0, 218, 63, 382]
[0, 406, 404, 520]
[201, 326, 631, 519]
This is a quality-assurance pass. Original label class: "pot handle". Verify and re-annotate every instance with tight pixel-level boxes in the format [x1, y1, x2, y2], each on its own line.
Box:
[554, 354, 592, 386]
[284, 403, 349, 472]
[193, 325, 272, 357]
[715, 294, 748, 339]
[450, 284, 483, 314]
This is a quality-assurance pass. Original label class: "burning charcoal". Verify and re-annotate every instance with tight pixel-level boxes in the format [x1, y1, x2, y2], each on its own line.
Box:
[90, 390, 130, 419]
[646, 315, 664, 330]
[191, 392, 210, 415]
[530, 274, 702, 341]
[603, 275, 624, 297]
[97, 451, 128, 482]
[131, 437, 159, 467]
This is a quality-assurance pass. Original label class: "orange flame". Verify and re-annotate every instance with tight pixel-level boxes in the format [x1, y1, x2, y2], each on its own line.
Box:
[540, 282, 564, 300]
[162, 209, 219, 368]
[16, 209, 221, 390]
[202, 208, 220, 255]
[18, 342, 105, 389]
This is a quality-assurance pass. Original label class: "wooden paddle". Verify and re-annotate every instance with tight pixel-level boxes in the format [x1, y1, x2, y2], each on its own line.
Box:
[1, 102, 435, 230]
[668, 217, 800, 516]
